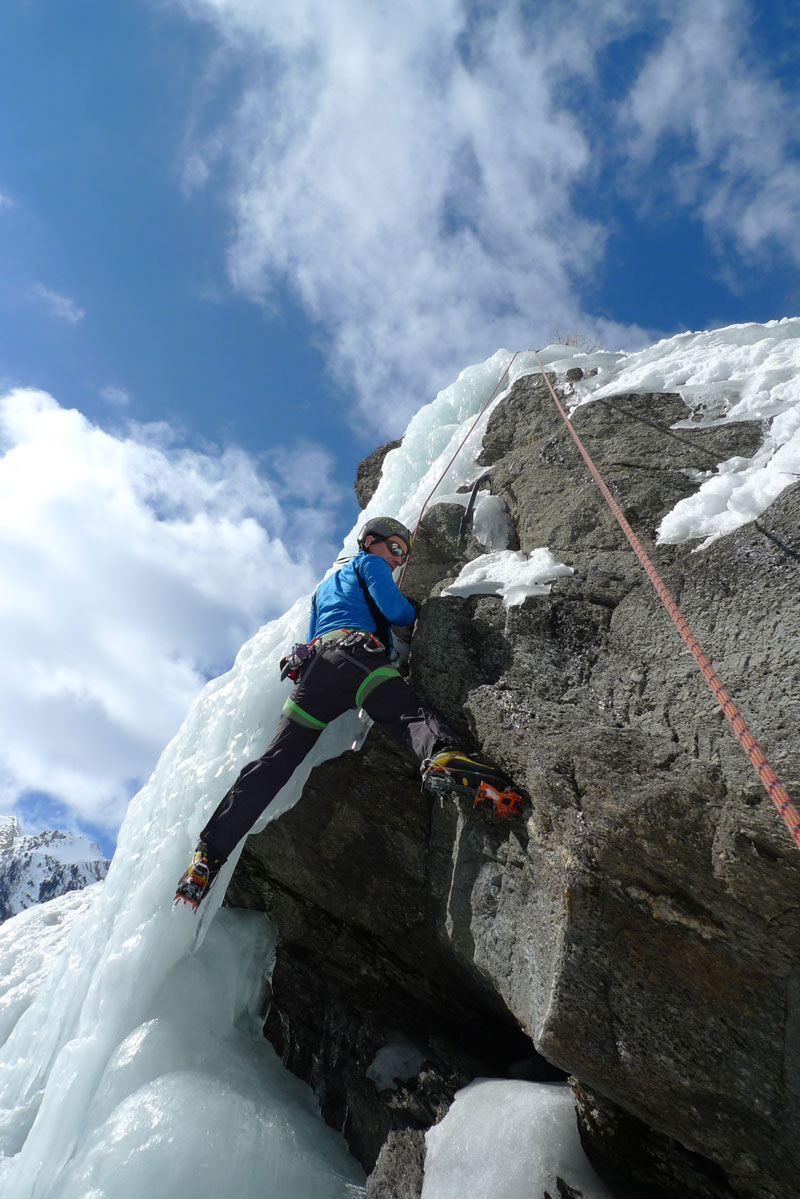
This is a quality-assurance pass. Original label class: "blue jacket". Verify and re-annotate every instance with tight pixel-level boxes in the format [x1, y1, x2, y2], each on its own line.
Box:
[307, 551, 416, 649]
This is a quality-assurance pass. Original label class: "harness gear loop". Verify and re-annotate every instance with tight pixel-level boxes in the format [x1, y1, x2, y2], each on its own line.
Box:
[532, 349, 800, 855]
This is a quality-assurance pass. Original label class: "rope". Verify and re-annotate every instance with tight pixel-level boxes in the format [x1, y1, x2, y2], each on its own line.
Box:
[399, 352, 519, 585]
[532, 349, 800, 853]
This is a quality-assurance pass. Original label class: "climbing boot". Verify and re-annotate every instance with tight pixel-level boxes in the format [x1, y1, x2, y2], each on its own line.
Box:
[421, 751, 526, 817]
[174, 842, 222, 910]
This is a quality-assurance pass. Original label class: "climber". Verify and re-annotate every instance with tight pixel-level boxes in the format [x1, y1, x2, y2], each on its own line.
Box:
[175, 516, 522, 910]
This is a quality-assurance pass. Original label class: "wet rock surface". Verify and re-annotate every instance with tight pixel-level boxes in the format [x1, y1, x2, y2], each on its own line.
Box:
[226, 375, 800, 1199]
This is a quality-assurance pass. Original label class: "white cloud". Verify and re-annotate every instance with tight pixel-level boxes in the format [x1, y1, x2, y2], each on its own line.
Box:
[29, 284, 85, 325]
[0, 388, 335, 831]
[100, 385, 131, 407]
[182, 151, 211, 195]
[171, 0, 799, 432]
[173, 0, 623, 430]
[0, 191, 14, 210]
[620, 0, 800, 266]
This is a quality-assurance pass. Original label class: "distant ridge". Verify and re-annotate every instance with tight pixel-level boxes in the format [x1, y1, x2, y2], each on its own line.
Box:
[0, 816, 109, 922]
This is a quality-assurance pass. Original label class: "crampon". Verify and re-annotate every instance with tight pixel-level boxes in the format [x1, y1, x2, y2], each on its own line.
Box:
[421, 752, 527, 818]
[472, 778, 527, 817]
[174, 843, 221, 911]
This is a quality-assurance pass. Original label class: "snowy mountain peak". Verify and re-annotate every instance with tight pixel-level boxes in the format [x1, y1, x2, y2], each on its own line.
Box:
[0, 819, 110, 923]
[0, 815, 20, 854]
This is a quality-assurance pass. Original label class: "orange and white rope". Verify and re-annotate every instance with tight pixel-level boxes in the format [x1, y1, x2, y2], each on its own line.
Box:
[532, 350, 800, 852]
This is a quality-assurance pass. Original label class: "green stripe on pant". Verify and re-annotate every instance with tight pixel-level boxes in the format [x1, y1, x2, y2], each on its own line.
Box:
[282, 697, 328, 729]
[355, 666, 401, 708]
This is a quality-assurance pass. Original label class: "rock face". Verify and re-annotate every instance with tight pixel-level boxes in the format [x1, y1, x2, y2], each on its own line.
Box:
[0, 816, 109, 923]
[354, 438, 402, 509]
[226, 374, 800, 1199]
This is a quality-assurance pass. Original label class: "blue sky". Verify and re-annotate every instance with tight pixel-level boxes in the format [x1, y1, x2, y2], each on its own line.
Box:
[1, 0, 799, 855]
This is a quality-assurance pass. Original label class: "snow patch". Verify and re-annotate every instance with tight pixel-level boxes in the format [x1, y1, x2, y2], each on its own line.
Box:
[366, 1037, 428, 1091]
[443, 549, 573, 606]
[472, 493, 514, 550]
[558, 317, 800, 547]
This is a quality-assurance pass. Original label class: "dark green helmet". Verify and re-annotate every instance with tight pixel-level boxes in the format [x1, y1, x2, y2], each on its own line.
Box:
[357, 515, 413, 550]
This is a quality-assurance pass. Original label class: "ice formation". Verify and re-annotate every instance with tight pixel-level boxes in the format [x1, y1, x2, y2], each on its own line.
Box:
[422, 1080, 615, 1199]
[443, 548, 573, 606]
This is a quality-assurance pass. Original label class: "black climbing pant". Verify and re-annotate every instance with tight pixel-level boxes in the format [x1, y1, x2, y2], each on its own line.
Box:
[200, 640, 458, 860]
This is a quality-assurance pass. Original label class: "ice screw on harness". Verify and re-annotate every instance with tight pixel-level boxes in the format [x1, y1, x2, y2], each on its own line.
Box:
[280, 642, 313, 683]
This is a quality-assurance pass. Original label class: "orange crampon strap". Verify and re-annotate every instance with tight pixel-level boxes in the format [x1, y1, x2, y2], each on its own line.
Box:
[473, 780, 526, 817]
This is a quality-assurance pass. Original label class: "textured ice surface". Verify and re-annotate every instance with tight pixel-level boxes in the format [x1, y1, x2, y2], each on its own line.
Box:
[0, 888, 363, 1197]
[422, 1080, 615, 1199]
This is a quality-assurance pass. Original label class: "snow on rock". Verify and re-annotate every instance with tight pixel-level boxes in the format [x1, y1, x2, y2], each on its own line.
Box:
[472, 492, 514, 550]
[0, 815, 109, 923]
[422, 1080, 615, 1199]
[537, 317, 800, 549]
[568, 317, 800, 424]
[442, 548, 573, 606]
[348, 320, 800, 556]
[655, 410, 800, 547]
[366, 1037, 429, 1092]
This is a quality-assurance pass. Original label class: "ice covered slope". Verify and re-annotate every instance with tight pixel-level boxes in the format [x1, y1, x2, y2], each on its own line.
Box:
[0, 319, 797, 1199]
[0, 886, 366, 1198]
[0, 816, 109, 923]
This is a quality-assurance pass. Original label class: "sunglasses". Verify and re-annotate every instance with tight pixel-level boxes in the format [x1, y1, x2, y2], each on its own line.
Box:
[385, 539, 408, 560]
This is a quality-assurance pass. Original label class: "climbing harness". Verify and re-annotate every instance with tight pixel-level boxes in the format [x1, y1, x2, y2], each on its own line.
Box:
[531, 349, 800, 855]
[280, 628, 385, 683]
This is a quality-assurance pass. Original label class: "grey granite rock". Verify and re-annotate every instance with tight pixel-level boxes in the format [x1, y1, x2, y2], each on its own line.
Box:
[366, 1130, 426, 1199]
[226, 377, 800, 1199]
[355, 439, 403, 509]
